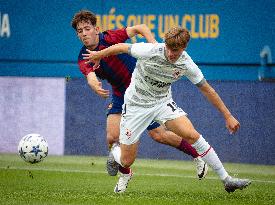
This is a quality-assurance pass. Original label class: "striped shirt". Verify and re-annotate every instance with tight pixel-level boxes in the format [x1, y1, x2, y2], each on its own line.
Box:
[78, 28, 136, 97]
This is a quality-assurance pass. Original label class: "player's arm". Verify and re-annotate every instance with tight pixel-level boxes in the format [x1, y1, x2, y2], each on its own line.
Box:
[126, 24, 157, 43]
[83, 43, 130, 64]
[86, 72, 110, 98]
[78, 59, 110, 98]
[197, 80, 240, 134]
[83, 42, 155, 64]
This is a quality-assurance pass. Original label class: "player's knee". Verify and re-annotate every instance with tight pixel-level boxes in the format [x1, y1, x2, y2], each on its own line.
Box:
[148, 129, 166, 144]
[121, 156, 135, 168]
[106, 132, 119, 145]
[185, 131, 201, 144]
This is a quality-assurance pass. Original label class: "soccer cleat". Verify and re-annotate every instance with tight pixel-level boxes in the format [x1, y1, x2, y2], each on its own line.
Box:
[223, 176, 251, 193]
[114, 170, 133, 193]
[106, 151, 119, 176]
[194, 157, 208, 180]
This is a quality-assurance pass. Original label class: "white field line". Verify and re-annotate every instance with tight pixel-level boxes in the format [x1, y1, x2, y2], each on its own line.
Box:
[1, 166, 275, 184]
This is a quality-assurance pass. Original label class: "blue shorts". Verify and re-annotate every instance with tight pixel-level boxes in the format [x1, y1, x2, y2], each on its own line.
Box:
[107, 94, 160, 131]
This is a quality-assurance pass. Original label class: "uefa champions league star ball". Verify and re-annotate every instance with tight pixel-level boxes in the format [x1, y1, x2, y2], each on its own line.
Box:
[18, 133, 48, 164]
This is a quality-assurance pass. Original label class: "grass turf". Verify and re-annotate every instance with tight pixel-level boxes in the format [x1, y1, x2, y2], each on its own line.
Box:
[0, 154, 275, 205]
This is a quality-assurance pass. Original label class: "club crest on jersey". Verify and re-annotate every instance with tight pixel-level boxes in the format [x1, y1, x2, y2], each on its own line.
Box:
[107, 103, 113, 110]
[125, 128, 132, 139]
[173, 69, 182, 79]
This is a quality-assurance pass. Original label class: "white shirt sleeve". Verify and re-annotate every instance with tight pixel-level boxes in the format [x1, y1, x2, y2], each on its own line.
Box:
[129, 43, 156, 59]
[184, 53, 204, 85]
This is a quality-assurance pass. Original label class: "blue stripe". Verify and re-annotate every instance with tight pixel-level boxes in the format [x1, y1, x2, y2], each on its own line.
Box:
[0, 62, 81, 77]
[99, 60, 118, 81]
[116, 53, 136, 75]
[1, 61, 274, 81]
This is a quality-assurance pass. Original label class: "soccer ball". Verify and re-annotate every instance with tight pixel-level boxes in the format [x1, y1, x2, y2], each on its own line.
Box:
[18, 133, 48, 164]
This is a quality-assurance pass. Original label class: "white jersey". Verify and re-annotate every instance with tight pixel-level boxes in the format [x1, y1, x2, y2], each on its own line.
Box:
[126, 43, 204, 107]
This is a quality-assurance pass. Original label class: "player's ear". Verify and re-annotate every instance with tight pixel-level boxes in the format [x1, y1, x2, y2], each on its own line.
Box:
[95, 26, 100, 35]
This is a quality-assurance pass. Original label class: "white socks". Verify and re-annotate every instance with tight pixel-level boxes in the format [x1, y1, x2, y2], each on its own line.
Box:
[112, 136, 229, 180]
[111, 143, 122, 166]
[192, 136, 229, 180]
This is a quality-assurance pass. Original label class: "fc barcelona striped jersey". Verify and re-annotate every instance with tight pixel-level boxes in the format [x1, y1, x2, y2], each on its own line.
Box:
[78, 28, 137, 97]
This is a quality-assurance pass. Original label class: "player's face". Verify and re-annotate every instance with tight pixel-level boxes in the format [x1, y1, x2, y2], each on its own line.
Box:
[76, 21, 99, 49]
[165, 47, 185, 63]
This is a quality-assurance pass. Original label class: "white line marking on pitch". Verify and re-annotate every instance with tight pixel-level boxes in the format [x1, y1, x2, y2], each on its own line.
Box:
[1, 166, 275, 184]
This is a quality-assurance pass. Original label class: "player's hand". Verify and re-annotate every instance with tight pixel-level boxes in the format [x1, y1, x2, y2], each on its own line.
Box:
[82, 49, 101, 68]
[225, 115, 240, 134]
[93, 81, 110, 98]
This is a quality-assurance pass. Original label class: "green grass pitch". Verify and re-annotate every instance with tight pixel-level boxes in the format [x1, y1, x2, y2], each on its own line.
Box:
[0, 154, 275, 205]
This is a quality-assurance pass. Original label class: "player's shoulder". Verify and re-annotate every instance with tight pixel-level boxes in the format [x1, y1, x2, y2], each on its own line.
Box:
[154, 43, 165, 53]
[102, 28, 128, 39]
[178, 51, 194, 63]
[101, 28, 129, 45]
[137, 42, 165, 54]
[131, 43, 161, 57]
[103, 28, 126, 35]
[174, 51, 198, 69]
[181, 50, 190, 58]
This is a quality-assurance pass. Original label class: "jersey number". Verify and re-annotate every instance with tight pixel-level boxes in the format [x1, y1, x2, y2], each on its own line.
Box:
[122, 104, 127, 116]
[167, 101, 178, 112]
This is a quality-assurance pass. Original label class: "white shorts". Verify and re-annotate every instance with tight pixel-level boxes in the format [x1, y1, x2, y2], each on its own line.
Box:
[119, 98, 186, 145]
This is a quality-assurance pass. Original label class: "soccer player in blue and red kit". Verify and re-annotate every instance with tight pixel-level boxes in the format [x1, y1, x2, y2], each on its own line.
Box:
[71, 10, 208, 179]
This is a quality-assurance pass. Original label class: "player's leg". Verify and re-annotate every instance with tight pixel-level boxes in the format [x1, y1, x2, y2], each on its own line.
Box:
[165, 115, 251, 192]
[106, 112, 121, 176]
[112, 142, 139, 168]
[105, 95, 125, 176]
[156, 99, 251, 192]
[111, 103, 155, 193]
[147, 123, 208, 179]
[111, 135, 139, 193]
[106, 113, 120, 145]
[111, 142, 137, 193]
[106, 113, 133, 177]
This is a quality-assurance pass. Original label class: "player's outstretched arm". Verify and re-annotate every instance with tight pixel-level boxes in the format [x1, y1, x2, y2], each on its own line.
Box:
[126, 24, 157, 43]
[198, 81, 240, 134]
[83, 43, 130, 64]
[87, 72, 109, 98]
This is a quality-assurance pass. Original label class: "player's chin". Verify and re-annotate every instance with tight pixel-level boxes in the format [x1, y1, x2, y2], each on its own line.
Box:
[83, 40, 91, 47]
[168, 59, 177, 63]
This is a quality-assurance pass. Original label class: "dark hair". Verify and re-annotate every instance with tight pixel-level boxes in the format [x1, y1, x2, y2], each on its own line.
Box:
[71, 10, 97, 30]
[164, 27, 190, 50]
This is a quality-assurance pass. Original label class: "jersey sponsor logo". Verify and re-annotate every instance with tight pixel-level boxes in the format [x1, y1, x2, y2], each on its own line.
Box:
[144, 75, 171, 88]
[135, 85, 153, 97]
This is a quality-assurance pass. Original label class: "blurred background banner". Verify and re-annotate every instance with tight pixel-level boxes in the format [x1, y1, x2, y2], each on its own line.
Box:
[0, 0, 274, 77]
[0, 0, 274, 164]
[0, 77, 65, 155]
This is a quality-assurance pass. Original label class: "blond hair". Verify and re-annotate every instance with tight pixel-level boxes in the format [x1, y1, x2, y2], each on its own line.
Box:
[164, 27, 190, 50]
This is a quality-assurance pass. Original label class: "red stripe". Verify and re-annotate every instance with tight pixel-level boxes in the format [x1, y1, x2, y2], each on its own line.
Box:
[200, 146, 212, 158]
[78, 59, 94, 76]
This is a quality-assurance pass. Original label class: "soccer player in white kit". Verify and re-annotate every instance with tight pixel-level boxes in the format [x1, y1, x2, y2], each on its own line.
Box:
[83, 27, 251, 194]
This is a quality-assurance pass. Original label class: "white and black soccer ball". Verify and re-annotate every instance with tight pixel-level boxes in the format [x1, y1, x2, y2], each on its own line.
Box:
[18, 133, 48, 164]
